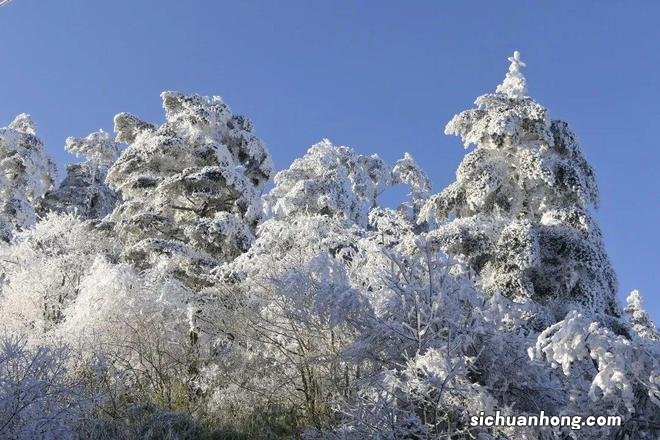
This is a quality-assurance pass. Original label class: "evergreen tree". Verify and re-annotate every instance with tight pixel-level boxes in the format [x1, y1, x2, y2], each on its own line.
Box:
[421, 51, 619, 322]
[39, 130, 120, 220]
[266, 139, 391, 228]
[625, 290, 659, 341]
[106, 91, 273, 288]
[0, 114, 56, 241]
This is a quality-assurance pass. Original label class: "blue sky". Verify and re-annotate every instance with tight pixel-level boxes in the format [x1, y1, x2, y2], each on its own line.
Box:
[1, 1, 658, 320]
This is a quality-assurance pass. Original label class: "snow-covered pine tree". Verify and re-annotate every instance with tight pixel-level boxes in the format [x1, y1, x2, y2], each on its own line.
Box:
[39, 130, 120, 220]
[266, 139, 391, 228]
[625, 290, 659, 341]
[0, 114, 56, 241]
[105, 91, 273, 288]
[421, 51, 619, 323]
[264, 138, 429, 248]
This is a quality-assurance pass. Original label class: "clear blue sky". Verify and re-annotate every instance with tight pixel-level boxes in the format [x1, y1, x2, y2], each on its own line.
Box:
[1, 1, 658, 321]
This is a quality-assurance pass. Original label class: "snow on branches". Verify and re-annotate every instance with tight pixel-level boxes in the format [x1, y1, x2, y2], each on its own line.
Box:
[39, 130, 120, 220]
[106, 91, 274, 287]
[0, 114, 56, 241]
[0, 55, 657, 439]
[267, 139, 391, 227]
[422, 51, 619, 322]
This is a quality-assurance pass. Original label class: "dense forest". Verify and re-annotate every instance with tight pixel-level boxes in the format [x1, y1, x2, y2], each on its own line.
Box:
[0, 52, 657, 439]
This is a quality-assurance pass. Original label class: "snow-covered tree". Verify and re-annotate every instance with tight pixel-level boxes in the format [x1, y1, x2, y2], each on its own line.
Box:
[421, 51, 619, 322]
[317, 52, 659, 440]
[0, 114, 56, 242]
[217, 144, 488, 437]
[39, 130, 120, 220]
[57, 257, 201, 415]
[106, 91, 274, 288]
[0, 212, 117, 336]
[311, 221, 558, 439]
[625, 290, 659, 341]
[322, 236, 489, 439]
[206, 140, 404, 431]
[266, 139, 391, 228]
[209, 214, 368, 432]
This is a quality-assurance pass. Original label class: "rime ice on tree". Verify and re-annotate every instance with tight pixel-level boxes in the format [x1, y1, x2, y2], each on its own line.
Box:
[106, 92, 273, 288]
[39, 130, 121, 220]
[496, 50, 527, 99]
[421, 51, 620, 323]
[0, 114, 56, 241]
[625, 290, 659, 340]
[266, 139, 390, 227]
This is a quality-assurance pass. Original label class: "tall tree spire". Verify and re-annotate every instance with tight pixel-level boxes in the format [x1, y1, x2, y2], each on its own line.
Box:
[496, 50, 527, 98]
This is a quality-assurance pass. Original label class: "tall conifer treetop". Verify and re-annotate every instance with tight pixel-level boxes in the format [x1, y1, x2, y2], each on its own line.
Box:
[496, 50, 528, 99]
[421, 51, 619, 322]
[0, 114, 57, 241]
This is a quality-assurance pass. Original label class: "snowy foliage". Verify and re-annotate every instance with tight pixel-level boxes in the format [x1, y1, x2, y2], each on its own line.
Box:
[58, 257, 191, 351]
[326, 238, 492, 439]
[529, 310, 660, 438]
[0, 114, 56, 241]
[65, 129, 121, 167]
[267, 139, 391, 227]
[496, 51, 528, 99]
[106, 91, 273, 287]
[0, 213, 117, 336]
[0, 59, 656, 439]
[421, 51, 619, 322]
[39, 130, 120, 220]
[210, 215, 369, 430]
[0, 336, 86, 440]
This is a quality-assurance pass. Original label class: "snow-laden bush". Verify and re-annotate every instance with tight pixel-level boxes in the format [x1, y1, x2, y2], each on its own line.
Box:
[0, 212, 117, 336]
[529, 309, 660, 438]
[0, 336, 87, 440]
